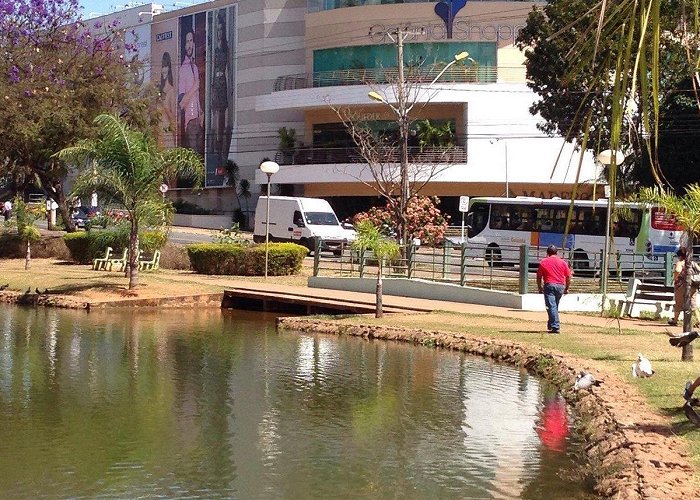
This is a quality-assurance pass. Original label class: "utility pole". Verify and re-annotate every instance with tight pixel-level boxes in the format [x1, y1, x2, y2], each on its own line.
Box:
[386, 27, 419, 248]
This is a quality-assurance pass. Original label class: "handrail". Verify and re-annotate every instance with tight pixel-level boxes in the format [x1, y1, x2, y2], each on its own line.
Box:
[273, 65, 526, 91]
[274, 144, 467, 165]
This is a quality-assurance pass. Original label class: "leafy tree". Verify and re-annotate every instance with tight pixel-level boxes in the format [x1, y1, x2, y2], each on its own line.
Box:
[351, 220, 400, 318]
[516, 0, 699, 189]
[352, 196, 450, 246]
[637, 185, 700, 361]
[4, 198, 46, 270]
[0, 0, 158, 231]
[57, 114, 203, 290]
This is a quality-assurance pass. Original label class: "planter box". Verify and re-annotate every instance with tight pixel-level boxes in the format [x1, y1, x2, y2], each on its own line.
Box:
[173, 214, 232, 229]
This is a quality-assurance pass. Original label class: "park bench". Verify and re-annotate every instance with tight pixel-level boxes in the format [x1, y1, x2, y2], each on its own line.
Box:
[105, 248, 129, 272]
[138, 250, 160, 271]
[616, 279, 675, 317]
[92, 247, 113, 270]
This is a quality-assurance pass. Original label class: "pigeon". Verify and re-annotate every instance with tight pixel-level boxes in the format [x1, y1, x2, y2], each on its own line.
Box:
[574, 371, 602, 391]
[35, 287, 41, 294]
[25, 287, 31, 294]
[670, 331, 699, 348]
[0, 283, 8, 290]
[43, 288, 49, 295]
[631, 353, 654, 378]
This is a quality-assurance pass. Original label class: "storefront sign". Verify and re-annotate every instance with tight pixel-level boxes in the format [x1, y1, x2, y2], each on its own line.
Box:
[368, 21, 524, 43]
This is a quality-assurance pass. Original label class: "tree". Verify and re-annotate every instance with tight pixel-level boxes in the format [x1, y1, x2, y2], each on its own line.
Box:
[4, 198, 45, 270]
[351, 220, 400, 318]
[516, 0, 700, 189]
[57, 114, 203, 290]
[352, 195, 450, 246]
[638, 185, 700, 361]
[0, 0, 158, 231]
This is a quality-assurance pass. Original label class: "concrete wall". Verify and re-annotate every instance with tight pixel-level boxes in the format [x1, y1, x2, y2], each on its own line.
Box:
[308, 276, 629, 313]
[173, 213, 233, 229]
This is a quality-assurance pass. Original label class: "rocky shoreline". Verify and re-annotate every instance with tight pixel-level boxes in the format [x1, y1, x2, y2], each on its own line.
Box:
[278, 317, 698, 499]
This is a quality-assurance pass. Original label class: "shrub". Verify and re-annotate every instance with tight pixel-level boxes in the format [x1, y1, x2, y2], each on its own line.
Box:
[172, 200, 211, 215]
[352, 196, 450, 246]
[159, 243, 191, 270]
[63, 228, 168, 264]
[186, 242, 307, 275]
[0, 233, 70, 259]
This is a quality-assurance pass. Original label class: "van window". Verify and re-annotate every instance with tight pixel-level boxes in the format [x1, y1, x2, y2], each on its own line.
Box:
[293, 211, 305, 227]
[305, 211, 339, 226]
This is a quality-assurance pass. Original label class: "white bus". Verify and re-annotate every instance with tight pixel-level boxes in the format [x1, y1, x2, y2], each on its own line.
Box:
[457, 196, 682, 273]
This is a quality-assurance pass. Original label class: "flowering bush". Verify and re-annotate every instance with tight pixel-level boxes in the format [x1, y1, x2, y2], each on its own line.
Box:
[352, 196, 450, 246]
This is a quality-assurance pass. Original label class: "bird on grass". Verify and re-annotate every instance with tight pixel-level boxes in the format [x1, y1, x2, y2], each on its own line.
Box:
[631, 353, 654, 378]
[574, 371, 602, 391]
[25, 287, 31, 294]
[670, 331, 699, 348]
[35, 287, 41, 295]
[0, 283, 8, 290]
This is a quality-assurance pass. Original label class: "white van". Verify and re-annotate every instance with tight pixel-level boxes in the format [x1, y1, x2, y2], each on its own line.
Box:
[253, 196, 355, 253]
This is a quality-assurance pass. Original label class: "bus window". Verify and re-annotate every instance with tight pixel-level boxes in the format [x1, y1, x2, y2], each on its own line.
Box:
[467, 202, 489, 238]
[614, 208, 642, 238]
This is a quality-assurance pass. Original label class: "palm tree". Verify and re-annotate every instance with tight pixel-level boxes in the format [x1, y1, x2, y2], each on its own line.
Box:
[351, 220, 400, 318]
[57, 114, 203, 290]
[6, 198, 44, 270]
[638, 185, 700, 361]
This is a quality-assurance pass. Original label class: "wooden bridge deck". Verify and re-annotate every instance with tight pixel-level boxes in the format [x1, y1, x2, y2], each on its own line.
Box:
[222, 287, 431, 315]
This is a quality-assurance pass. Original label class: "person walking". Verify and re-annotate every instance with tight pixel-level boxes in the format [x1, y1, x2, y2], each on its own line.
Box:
[536, 244, 572, 334]
[3, 199, 11, 221]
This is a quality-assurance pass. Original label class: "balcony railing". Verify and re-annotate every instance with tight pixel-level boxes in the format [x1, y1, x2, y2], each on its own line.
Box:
[273, 65, 525, 91]
[274, 145, 467, 165]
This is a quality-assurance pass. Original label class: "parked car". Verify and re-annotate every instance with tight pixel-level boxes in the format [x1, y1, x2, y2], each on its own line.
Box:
[71, 206, 100, 228]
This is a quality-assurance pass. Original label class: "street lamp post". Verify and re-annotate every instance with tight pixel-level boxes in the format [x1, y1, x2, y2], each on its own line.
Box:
[597, 149, 625, 300]
[368, 49, 470, 246]
[259, 161, 279, 279]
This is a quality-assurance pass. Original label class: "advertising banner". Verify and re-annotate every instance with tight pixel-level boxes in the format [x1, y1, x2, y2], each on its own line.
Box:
[205, 6, 236, 187]
[151, 18, 178, 149]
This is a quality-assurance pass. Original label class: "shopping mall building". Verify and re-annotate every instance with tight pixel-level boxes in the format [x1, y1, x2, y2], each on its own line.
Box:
[97, 0, 598, 221]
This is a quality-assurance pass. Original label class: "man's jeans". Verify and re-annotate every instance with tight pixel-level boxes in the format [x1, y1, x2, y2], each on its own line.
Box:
[544, 283, 565, 331]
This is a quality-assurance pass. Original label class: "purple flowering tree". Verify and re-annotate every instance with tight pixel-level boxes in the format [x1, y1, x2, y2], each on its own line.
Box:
[0, 0, 158, 231]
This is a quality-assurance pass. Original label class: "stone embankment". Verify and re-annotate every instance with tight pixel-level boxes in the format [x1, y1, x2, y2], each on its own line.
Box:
[278, 317, 698, 500]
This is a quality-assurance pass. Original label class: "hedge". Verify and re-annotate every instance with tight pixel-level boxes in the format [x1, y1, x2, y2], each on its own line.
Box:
[186, 243, 308, 276]
[0, 233, 71, 260]
[63, 229, 168, 264]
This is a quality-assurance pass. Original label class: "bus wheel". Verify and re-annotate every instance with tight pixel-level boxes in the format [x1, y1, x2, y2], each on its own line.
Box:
[572, 250, 591, 276]
[485, 245, 502, 267]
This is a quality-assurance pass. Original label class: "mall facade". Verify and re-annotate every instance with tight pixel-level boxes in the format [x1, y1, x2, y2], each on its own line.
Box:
[97, 0, 599, 221]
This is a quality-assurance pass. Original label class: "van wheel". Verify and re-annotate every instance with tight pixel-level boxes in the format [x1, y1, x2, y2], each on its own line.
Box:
[299, 238, 314, 254]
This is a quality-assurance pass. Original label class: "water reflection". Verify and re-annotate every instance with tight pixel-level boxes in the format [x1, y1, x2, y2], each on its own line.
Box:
[0, 305, 594, 498]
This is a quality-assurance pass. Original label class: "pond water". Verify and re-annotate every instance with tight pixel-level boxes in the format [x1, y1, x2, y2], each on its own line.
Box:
[0, 305, 596, 498]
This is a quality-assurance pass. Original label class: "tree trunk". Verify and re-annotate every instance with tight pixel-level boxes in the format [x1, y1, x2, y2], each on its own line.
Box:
[25, 241, 31, 270]
[375, 262, 383, 318]
[127, 222, 139, 290]
[682, 232, 694, 361]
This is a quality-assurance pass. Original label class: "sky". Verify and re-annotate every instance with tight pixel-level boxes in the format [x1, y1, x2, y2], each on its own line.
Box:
[78, 0, 207, 19]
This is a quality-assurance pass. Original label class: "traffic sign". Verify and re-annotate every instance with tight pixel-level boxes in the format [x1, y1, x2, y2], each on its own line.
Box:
[459, 196, 470, 212]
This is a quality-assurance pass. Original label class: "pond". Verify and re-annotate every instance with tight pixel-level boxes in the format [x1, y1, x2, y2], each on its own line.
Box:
[0, 305, 596, 498]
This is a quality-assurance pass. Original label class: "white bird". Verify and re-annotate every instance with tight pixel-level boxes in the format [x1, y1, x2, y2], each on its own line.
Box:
[574, 371, 602, 391]
[631, 353, 654, 378]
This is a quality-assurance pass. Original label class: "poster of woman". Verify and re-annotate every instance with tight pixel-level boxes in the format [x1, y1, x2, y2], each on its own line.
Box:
[150, 17, 178, 149]
[205, 6, 236, 187]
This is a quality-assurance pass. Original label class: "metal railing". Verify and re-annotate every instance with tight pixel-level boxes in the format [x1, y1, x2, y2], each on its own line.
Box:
[274, 144, 467, 166]
[273, 66, 526, 91]
[313, 240, 675, 294]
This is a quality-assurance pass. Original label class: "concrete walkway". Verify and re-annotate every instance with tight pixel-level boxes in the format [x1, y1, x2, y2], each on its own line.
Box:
[228, 280, 677, 334]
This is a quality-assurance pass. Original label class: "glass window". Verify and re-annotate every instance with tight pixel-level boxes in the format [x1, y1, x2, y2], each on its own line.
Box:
[467, 202, 489, 238]
[305, 211, 340, 226]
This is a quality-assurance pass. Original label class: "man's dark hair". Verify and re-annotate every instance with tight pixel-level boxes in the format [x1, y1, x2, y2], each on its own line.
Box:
[677, 247, 687, 259]
[546, 244, 558, 256]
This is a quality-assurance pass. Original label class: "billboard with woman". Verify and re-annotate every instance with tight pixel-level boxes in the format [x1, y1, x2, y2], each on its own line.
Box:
[151, 18, 178, 149]
[205, 6, 236, 187]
